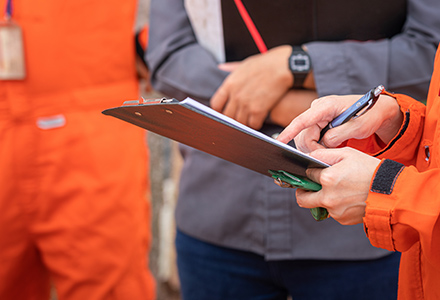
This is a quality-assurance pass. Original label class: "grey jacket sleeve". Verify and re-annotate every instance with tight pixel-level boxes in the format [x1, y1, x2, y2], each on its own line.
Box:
[146, 0, 227, 106]
[306, 0, 440, 100]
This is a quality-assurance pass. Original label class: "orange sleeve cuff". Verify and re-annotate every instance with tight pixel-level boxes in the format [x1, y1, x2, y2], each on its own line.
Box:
[363, 207, 395, 252]
[363, 159, 403, 251]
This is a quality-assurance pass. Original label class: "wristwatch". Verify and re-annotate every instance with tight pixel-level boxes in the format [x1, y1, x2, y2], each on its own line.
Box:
[288, 46, 312, 88]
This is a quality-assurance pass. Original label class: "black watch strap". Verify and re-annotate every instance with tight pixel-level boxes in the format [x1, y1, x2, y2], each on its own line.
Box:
[293, 70, 307, 89]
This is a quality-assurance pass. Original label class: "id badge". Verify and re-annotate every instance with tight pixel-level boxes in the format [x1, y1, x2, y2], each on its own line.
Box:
[0, 20, 26, 80]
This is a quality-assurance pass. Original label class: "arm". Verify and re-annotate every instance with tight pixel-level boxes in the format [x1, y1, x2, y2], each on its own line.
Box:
[210, 45, 294, 129]
[212, 0, 440, 128]
[306, 0, 440, 100]
[268, 89, 317, 128]
[212, 56, 318, 128]
[295, 147, 440, 270]
[364, 162, 440, 268]
[147, 5, 314, 130]
[146, 0, 227, 105]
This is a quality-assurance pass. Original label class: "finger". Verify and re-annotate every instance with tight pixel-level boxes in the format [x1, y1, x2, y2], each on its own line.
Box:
[277, 102, 335, 144]
[233, 103, 250, 126]
[319, 124, 354, 148]
[218, 62, 241, 72]
[211, 84, 229, 112]
[305, 167, 324, 184]
[295, 189, 323, 209]
[277, 111, 314, 144]
[248, 113, 265, 130]
[294, 127, 325, 153]
[319, 97, 395, 148]
[319, 117, 373, 148]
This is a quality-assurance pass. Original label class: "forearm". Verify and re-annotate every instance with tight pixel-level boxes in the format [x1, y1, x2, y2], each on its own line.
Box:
[365, 162, 440, 266]
[269, 89, 317, 128]
[305, 0, 440, 100]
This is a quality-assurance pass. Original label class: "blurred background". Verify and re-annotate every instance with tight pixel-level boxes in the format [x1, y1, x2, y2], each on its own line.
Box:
[136, 1, 182, 299]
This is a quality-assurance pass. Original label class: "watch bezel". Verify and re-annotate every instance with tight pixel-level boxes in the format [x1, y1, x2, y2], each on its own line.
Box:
[289, 51, 311, 74]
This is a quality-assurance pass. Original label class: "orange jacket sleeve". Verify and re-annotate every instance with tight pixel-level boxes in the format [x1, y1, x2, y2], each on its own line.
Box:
[362, 47, 440, 270]
[345, 92, 426, 166]
[365, 162, 440, 253]
[350, 45, 440, 300]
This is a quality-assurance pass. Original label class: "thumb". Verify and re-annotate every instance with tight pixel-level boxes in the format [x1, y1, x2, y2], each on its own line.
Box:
[319, 121, 364, 148]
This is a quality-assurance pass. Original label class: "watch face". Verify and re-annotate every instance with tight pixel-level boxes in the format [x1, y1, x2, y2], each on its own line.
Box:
[290, 52, 310, 73]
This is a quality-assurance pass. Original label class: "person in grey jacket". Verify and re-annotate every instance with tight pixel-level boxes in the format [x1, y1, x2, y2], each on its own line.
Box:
[146, 0, 440, 299]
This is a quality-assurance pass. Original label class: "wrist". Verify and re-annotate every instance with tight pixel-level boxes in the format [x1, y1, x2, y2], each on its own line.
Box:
[375, 94, 404, 144]
[303, 71, 315, 90]
[274, 45, 296, 88]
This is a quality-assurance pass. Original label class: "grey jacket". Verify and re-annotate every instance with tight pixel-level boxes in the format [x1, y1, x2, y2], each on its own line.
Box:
[146, 0, 440, 260]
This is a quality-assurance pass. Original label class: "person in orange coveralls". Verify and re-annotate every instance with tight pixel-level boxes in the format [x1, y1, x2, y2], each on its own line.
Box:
[0, 1, 155, 299]
[276, 44, 440, 300]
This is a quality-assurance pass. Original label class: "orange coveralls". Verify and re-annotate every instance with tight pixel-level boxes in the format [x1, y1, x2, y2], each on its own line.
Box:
[346, 46, 440, 299]
[0, 1, 155, 299]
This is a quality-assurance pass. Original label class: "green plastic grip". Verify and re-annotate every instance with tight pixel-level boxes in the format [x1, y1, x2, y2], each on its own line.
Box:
[269, 170, 329, 221]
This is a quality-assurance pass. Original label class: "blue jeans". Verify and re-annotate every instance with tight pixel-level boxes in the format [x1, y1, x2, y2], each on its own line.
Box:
[176, 230, 400, 300]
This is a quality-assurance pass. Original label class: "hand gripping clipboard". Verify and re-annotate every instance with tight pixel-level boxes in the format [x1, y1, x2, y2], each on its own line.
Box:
[102, 97, 329, 221]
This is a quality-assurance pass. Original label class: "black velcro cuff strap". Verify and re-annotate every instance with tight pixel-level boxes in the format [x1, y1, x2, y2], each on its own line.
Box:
[371, 159, 405, 195]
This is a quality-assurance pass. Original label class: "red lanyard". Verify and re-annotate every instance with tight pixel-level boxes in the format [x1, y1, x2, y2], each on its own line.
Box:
[233, 0, 268, 53]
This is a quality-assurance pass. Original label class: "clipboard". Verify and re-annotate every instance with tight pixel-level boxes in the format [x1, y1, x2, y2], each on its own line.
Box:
[102, 97, 329, 221]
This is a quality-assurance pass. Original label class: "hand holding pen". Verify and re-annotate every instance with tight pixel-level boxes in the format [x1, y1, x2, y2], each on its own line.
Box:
[318, 85, 384, 142]
[276, 85, 403, 153]
[275, 85, 405, 223]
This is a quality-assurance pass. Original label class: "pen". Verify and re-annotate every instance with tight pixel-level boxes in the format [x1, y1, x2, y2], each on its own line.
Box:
[319, 85, 385, 142]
